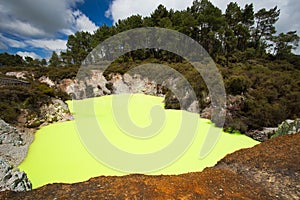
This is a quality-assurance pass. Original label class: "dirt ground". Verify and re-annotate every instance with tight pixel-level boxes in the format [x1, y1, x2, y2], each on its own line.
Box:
[0, 134, 299, 200]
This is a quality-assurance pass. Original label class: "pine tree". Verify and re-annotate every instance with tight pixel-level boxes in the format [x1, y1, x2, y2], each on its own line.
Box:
[49, 51, 61, 67]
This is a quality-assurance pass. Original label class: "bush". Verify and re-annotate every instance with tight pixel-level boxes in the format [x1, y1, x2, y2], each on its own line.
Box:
[224, 117, 248, 133]
[0, 102, 19, 123]
[226, 75, 251, 95]
[271, 119, 300, 138]
[0, 81, 68, 124]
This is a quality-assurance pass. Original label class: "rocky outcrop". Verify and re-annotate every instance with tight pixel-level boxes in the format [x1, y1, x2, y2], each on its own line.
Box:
[38, 76, 55, 87]
[39, 99, 73, 124]
[246, 119, 300, 142]
[273, 119, 300, 137]
[0, 120, 33, 166]
[25, 98, 73, 128]
[58, 70, 203, 115]
[5, 71, 32, 80]
[59, 70, 111, 99]
[59, 70, 163, 100]
[109, 73, 162, 96]
[0, 120, 32, 192]
[0, 120, 23, 147]
[0, 134, 298, 199]
[246, 128, 277, 142]
[0, 157, 31, 192]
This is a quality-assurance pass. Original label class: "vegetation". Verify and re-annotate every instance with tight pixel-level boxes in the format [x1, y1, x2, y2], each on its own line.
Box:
[271, 119, 300, 138]
[1, 1, 298, 67]
[0, 78, 70, 124]
[0, 0, 299, 134]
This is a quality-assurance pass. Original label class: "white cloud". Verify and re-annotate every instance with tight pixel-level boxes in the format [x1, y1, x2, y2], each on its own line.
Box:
[0, 0, 100, 58]
[0, 0, 83, 37]
[106, 0, 295, 34]
[26, 39, 67, 52]
[0, 18, 46, 37]
[0, 34, 27, 48]
[60, 28, 76, 36]
[57, 10, 98, 35]
[0, 0, 101, 58]
[106, 0, 194, 23]
[0, 41, 7, 49]
[276, 0, 300, 34]
[16, 51, 41, 60]
[0, 0, 98, 37]
[73, 10, 98, 34]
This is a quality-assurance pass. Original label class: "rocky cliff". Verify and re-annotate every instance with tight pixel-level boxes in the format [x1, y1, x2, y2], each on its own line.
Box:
[23, 98, 73, 128]
[0, 134, 298, 199]
[58, 70, 164, 99]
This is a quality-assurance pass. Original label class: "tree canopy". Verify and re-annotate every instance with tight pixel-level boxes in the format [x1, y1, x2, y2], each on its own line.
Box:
[55, 0, 297, 65]
[1, 0, 299, 67]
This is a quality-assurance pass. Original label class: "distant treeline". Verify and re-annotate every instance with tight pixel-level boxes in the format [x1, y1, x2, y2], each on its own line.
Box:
[48, 0, 299, 66]
[0, 0, 299, 67]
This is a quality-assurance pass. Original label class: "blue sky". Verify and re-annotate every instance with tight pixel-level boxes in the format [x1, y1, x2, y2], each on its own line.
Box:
[77, 0, 113, 26]
[0, 0, 113, 59]
[0, 0, 299, 60]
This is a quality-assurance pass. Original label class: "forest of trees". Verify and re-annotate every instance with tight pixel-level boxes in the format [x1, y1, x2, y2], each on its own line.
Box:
[0, 0, 299, 67]
[0, 0, 300, 134]
[53, 1, 299, 65]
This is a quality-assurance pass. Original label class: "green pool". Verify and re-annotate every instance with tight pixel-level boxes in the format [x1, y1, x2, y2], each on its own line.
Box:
[18, 94, 259, 189]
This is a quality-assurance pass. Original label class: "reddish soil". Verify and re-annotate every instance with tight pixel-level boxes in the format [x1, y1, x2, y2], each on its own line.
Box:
[0, 134, 299, 200]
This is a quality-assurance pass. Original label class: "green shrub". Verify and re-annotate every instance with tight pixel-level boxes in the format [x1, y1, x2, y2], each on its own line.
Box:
[226, 75, 251, 95]
[271, 119, 300, 138]
[0, 102, 19, 123]
[224, 117, 248, 134]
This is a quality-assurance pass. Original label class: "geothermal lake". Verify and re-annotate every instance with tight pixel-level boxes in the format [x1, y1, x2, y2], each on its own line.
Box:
[18, 94, 259, 189]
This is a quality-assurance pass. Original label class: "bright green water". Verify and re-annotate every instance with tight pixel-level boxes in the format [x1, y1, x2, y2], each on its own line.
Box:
[18, 94, 259, 189]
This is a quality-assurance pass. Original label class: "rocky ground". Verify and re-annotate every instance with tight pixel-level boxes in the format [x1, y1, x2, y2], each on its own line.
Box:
[0, 120, 32, 192]
[0, 134, 298, 199]
[0, 120, 34, 167]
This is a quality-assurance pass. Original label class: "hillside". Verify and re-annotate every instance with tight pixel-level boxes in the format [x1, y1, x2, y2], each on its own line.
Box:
[0, 57, 299, 136]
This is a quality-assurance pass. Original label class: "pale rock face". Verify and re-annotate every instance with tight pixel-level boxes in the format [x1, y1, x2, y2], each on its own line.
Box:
[0, 119, 34, 166]
[26, 98, 73, 128]
[5, 71, 31, 80]
[59, 79, 77, 95]
[0, 120, 23, 147]
[58, 71, 162, 99]
[59, 70, 111, 99]
[39, 98, 73, 124]
[109, 73, 130, 94]
[0, 157, 31, 192]
[0, 120, 32, 192]
[39, 76, 55, 87]
[41, 70, 202, 116]
[110, 73, 159, 95]
[187, 101, 200, 113]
